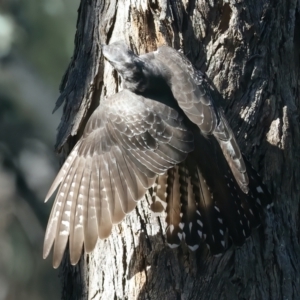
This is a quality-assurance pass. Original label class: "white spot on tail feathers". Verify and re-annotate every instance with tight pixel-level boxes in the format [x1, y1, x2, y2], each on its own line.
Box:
[221, 241, 226, 247]
[178, 233, 183, 240]
[212, 235, 215, 242]
[243, 229, 246, 236]
[256, 198, 262, 205]
[206, 244, 210, 250]
[196, 210, 201, 216]
[168, 243, 180, 249]
[156, 197, 167, 209]
[214, 206, 220, 212]
[169, 224, 174, 233]
[249, 209, 254, 215]
[164, 192, 168, 198]
[197, 230, 203, 238]
[203, 233, 207, 239]
[219, 229, 224, 235]
[197, 220, 203, 227]
[189, 222, 192, 232]
[180, 213, 183, 217]
[240, 220, 243, 225]
[256, 186, 263, 193]
[237, 210, 241, 215]
[188, 244, 199, 251]
[179, 223, 184, 230]
[59, 230, 68, 236]
[64, 211, 71, 217]
[218, 218, 223, 224]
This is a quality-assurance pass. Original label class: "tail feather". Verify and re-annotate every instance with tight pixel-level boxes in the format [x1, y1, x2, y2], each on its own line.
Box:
[150, 151, 272, 254]
[165, 167, 182, 248]
[178, 165, 201, 251]
[150, 173, 168, 214]
[191, 164, 227, 254]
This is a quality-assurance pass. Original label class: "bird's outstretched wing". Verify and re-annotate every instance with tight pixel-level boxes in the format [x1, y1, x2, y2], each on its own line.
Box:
[154, 46, 249, 193]
[44, 89, 194, 268]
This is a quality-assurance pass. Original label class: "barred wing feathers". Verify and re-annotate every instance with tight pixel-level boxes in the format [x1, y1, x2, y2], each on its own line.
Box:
[44, 89, 194, 268]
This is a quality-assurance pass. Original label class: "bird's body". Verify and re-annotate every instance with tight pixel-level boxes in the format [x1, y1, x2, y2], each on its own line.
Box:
[44, 42, 271, 268]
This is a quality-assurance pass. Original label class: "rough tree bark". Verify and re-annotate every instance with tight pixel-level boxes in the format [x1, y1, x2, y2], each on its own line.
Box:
[53, 0, 300, 299]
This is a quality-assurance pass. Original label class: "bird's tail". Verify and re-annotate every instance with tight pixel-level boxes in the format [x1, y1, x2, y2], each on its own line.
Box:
[151, 146, 271, 254]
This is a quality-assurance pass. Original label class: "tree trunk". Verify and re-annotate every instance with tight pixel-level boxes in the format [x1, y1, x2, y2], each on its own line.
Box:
[54, 0, 300, 299]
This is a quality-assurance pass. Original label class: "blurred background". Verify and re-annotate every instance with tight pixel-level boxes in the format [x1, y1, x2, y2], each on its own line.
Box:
[0, 0, 79, 299]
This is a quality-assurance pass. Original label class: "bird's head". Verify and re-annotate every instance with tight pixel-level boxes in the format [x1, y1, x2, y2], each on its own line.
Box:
[102, 41, 147, 92]
[102, 42, 139, 74]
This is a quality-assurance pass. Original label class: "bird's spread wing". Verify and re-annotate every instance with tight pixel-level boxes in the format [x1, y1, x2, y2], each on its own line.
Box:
[44, 89, 194, 268]
[154, 46, 249, 193]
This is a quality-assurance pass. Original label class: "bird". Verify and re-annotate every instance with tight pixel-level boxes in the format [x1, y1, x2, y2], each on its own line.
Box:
[43, 41, 271, 268]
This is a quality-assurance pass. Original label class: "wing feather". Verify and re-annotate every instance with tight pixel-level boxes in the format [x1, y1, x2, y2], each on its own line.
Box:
[52, 157, 81, 268]
[44, 89, 194, 267]
[94, 155, 113, 239]
[69, 156, 91, 265]
[154, 46, 248, 193]
[45, 144, 79, 202]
